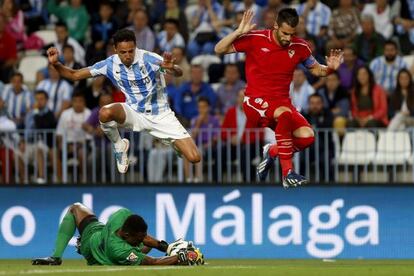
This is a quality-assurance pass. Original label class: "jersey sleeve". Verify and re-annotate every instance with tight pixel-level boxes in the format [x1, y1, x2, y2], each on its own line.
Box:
[89, 59, 108, 77]
[143, 51, 164, 72]
[232, 34, 254, 53]
[299, 40, 317, 69]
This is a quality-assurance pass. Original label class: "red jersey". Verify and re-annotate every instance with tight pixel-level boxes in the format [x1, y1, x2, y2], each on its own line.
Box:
[0, 30, 17, 61]
[232, 30, 315, 100]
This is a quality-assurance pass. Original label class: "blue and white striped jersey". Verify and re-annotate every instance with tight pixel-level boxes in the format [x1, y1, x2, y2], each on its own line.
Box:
[369, 56, 407, 93]
[0, 84, 33, 120]
[296, 2, 331, 36]
[89, 48, 169, 115]
[157, 31, 185, 53]
[36, 79, 73, 113]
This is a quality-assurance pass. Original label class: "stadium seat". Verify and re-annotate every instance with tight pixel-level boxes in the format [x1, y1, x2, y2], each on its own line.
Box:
[18, 55, 48, 86]
[191, 54, 222, 82]
[34, 30, 57, 45]
[337, 131, 376, 165]
[373, 131, 411, 165]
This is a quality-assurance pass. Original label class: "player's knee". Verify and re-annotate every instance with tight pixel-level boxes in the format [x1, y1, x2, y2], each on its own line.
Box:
[99, 107, 113, 122]
[187, 150, 201, 163]
[69, 202, 84, 213]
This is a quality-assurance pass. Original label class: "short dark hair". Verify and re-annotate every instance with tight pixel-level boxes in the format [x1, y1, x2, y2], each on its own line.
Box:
[10, 71, 23, 81]
[122, 215, 148, 234]
[100, 0, 113, 9]
[62, 44, 74, 52]
[384, 39, 398, 49]
[198, 96, 210, 106]
[164, 18, 180, 29]
[55, 21, 68, 30]
[35, 90, 49, 99]
[277, 8, 299, 28]
[72, 90, 85, 100]
[113, 29, 136, 46]
[309, 93, 323, 102]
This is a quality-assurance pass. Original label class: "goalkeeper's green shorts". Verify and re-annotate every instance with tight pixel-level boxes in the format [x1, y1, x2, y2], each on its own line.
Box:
[78, 215, 104, 265]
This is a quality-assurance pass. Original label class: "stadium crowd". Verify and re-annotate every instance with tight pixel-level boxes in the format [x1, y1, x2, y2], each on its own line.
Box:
[1, 0, 414, 184]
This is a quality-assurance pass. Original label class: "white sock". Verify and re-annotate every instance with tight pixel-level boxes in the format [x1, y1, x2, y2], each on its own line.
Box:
[100, 120, 123, 150]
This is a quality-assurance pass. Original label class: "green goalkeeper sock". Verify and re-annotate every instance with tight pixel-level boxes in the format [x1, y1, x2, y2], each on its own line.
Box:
[52, 211, 76, 258]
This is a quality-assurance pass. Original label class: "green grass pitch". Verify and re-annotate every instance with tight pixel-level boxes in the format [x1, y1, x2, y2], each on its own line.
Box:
[1, 259, 414, 276]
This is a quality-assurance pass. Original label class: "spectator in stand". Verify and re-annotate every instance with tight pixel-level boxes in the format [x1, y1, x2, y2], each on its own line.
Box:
[56, 91, 91, 183]
[187, 0, 224, 59]
[391, 0, 414, 55]
[0, 103, 16, 184]
[0, 72, 33, 129]
[187, 96, 220, 182]
[157, 18, 185, 53]
[21, 0, 46, 34]
[290, 68, 315, 113]
[300, 93, 334, 180]
[21, 90, 57, 184]
[171, 47, 190, 87]
[36, 65, 72, 120]
[52, 21, 85, 66]
[215, 64, 245, 117]
[328, 0, 361, 49]
[82, 75, 112, 110]
[174, 65, 217, 127]
[353, 14, 385, 63]
[362, 0, 393, 39]
[82, 93, 113, 182]
[221, 89, 263, 181]
[1, 0, 26, 51]
[337, 46, 364, 92]
[87, 1, 118, 66]
[47, 0, 90, 43]
[262, 8, 277, 30]
[62, 44, 85, 88]
[295, 0, 331, 38]
[370, 40, 407, 95]
[160, 0, 189, 42]
[348, 66, 388, 128]
[124, 0, 147, 27]
[127, 9, 155, 52]
[0, 13, 17, 83]
[234, 0, 262, 26]
[388, 69, 414, 130]
[317, 72, 349, 135]
[262, 0, 287, 24]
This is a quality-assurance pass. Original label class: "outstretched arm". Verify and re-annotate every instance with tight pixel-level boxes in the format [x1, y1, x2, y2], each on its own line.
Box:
[142, 235, 169, 252]
[308, 49, 343, 77]
[47, 47, 92, 81]
[141, 255, 179, 265]
[214, 9, 256, 55]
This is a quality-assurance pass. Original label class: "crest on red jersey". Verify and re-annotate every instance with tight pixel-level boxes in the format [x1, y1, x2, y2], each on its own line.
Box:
[288, 49, 295, 58]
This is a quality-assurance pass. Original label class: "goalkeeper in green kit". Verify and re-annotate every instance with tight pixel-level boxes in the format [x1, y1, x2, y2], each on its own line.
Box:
[32, 203, 204, 266]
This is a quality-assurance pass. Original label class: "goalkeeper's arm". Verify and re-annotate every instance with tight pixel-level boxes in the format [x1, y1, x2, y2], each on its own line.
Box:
[142, 235, 169, 253]
[141, 248, 199, 265]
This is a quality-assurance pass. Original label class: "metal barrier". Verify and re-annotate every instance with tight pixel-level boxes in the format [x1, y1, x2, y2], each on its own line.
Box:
[1, 128, 414, 184]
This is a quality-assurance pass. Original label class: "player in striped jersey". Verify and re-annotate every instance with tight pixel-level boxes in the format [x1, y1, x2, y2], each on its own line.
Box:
[46, 29, 201, 174]
[215, 9, 343, 188]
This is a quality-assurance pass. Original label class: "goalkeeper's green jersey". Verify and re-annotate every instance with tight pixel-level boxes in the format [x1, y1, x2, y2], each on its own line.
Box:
[88, 208, 146, 265]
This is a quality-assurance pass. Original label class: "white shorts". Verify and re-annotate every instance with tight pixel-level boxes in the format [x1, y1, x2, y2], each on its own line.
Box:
[119, 103, 191, 143]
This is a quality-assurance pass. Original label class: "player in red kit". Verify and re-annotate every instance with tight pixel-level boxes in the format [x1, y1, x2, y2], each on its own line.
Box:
[215, 9, 343, 188]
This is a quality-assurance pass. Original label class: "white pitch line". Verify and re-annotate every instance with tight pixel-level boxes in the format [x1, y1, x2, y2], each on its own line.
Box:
[0, 265, 259, 275]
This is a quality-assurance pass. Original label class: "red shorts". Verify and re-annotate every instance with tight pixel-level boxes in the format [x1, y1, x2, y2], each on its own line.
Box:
[243, 96, 310, 130]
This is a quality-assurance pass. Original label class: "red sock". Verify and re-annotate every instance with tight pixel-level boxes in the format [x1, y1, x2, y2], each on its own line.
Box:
[275, 112, 293, 177]
[269, 136, 315, 157]
[292, 136, 315, 152]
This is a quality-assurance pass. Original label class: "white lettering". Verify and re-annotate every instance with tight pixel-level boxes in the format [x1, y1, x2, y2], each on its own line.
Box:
[268, 206, 302, 245]
[1, 206, 35, 246]
[346, 206, 379, 245]
[156, 193, 205, 243]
